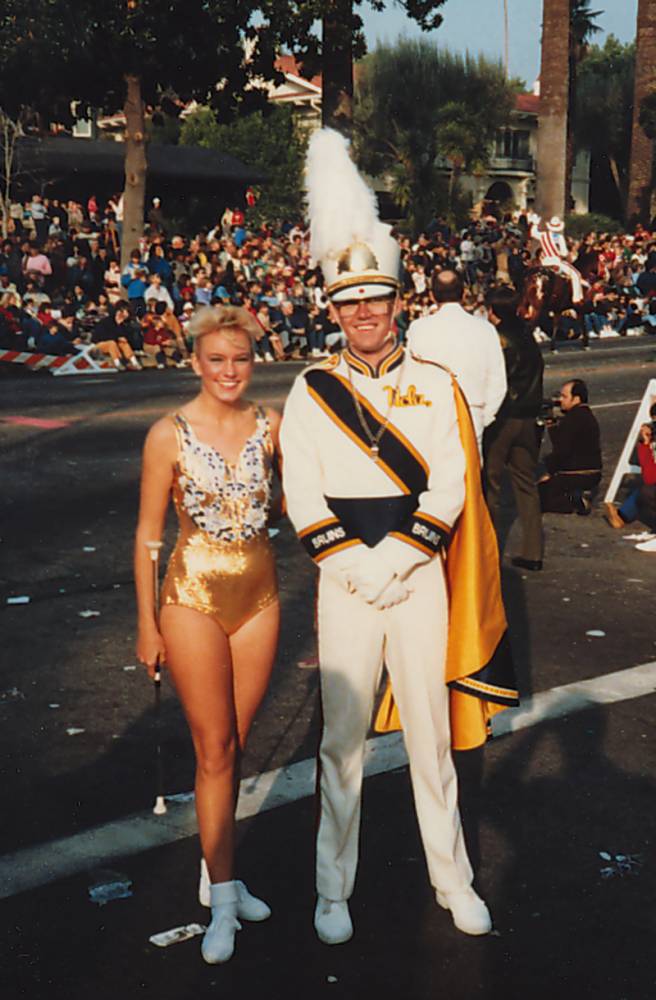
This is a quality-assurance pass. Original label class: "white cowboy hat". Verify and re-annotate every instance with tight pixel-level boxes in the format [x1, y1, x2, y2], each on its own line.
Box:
[547, 216, 565, 233]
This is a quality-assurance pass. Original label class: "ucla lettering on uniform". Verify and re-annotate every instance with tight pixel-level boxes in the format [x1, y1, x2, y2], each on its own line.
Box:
[383, 384, 432, 408]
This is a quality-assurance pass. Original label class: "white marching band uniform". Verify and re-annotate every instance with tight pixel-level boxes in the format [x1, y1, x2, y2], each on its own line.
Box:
[529, 213, 583, 302]
[281, 128, 517, 938]
[281, 345, 474, 900]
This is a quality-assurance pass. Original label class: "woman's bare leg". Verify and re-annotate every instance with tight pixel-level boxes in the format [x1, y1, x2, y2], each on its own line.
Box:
[228, 601, 280, 810]
[230, 600, 280, 750]
[160, 605, 237, 884]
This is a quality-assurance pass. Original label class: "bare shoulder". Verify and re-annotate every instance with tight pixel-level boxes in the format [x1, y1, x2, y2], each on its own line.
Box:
[143, 414, 178, 459]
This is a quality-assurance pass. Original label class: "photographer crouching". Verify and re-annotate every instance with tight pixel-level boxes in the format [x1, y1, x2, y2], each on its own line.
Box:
[539, 379, 602, 515]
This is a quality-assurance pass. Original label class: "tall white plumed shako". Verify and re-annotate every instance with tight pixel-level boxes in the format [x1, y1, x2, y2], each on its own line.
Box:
[305, 128, 400, 302]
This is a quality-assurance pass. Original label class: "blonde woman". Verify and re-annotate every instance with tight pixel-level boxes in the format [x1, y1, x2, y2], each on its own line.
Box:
[134, 306, 281, 964]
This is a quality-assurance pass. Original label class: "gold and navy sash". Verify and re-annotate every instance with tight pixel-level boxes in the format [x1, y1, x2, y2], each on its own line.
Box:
[303, 367, 450, 557]
[374, 360, 519, 751]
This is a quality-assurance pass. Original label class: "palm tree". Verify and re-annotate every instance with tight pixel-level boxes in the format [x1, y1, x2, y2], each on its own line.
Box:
[627, 0, 656, 224]
[536, 0, 571, 220]
[566, 0, 602, 208]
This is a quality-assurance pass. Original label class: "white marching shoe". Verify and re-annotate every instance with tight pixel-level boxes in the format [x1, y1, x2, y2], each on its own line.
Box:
[314, 896, 353, 945]
[436, 887, 492, 936]
[201, 881, 242, 964]
[199, 858, 271, 921]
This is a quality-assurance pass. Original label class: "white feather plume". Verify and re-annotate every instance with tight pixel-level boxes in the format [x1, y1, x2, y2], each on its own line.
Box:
[305, 128, 380, 262]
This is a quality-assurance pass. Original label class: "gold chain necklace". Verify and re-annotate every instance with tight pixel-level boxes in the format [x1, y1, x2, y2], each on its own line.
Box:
[344, 350, 404, 461]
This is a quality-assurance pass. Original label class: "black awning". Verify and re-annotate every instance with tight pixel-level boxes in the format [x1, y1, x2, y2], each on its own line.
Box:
[14, 136, 266, 185]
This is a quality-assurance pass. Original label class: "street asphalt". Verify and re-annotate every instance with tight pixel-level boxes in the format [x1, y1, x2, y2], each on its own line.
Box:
[1, 335, 655, 999]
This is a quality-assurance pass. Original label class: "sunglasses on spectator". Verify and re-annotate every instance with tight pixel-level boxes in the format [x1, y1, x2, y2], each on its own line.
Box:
[335, 294, 396, 318]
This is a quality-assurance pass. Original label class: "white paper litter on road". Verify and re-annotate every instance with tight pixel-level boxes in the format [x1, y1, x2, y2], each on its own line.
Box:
[1, 687, 25, 701]
[599, 853, 643, 879]
[88, 877, 133, 906]
[586, 630, 606, 638]
[327, 976, 338, 984]
[123, 665, 137, 672]
[149, 923, 206, 947]
[78, 610, 100, 618]
[82, 546, 96, 553]
[562, 598, 571, 602]
[66, 728, 85, 736]
[6, 596, 30, 605]
[165, 791, 195, 803]
[49, 704, 60, 709]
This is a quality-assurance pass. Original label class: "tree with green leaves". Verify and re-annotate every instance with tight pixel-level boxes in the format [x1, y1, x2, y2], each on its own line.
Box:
[316, 0, 448, 133]
[353, 40, 516, 230]
[0, 0, 322, 263]
[573, 36, 634, 218]
[180, 105, 307, 223]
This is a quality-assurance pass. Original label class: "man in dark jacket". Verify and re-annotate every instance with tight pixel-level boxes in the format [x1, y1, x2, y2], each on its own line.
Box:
[484, 286, 545, 570]
[539, 378, 602, 515]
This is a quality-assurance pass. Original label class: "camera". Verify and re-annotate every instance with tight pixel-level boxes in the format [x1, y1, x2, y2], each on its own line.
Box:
[536, 396, 560, 428]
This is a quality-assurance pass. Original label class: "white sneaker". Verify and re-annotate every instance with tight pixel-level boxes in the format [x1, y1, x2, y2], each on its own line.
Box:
[635, 537, 656, 552]
[264, 352, 274, 362]
[199, 859, 271, 920]
[436, 887, 492, 936]
[314, 896, 353, 944]
[254, 354, 263, 363]
[201, 882, 242, 965]
[311, 348, 321, 357]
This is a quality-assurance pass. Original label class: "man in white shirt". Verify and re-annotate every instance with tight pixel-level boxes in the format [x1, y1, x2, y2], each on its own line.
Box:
[408, 270, 507, 454]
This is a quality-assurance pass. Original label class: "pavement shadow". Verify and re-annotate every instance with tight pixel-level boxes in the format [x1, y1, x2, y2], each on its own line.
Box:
[478, 705, 656, 999]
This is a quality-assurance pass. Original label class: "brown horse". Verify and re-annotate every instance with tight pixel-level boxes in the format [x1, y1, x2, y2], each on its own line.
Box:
[518, 269, 587, 351]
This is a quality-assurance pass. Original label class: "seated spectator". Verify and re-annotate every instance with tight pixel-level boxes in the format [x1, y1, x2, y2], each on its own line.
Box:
[0, 291, 28, 350]
[144, 271, 174, 311]
[605, 404, 656, 532]
[141, 306, 185, 369]
[23, 243, 52, 288]
[35, 317, 81, 356]
[539, 379, 602, 515]
[617, 300, 644, 336]
[91, 303, 142, 370]
[121, 266, 148, 316]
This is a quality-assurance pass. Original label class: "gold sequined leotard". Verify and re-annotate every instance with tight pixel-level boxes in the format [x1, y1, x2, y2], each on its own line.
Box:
[160, 407, 278, 635]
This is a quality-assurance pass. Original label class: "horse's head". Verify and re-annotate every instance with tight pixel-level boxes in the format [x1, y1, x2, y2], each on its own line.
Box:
[518, 271, 544, 324]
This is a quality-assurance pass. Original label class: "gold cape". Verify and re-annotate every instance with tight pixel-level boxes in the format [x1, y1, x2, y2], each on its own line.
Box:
[374, 364, 518, 750]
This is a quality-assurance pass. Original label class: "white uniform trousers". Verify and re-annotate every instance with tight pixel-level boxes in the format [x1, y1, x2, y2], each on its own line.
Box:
[315, 556, 474, 901]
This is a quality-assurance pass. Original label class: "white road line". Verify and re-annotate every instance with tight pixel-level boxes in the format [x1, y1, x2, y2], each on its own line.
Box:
[595, 399, 641, 410]
[2, 660, 656, 901]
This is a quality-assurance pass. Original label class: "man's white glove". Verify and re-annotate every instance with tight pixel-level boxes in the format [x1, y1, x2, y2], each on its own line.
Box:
[344, 546, 395, 604]
[372, 576, 412, 610]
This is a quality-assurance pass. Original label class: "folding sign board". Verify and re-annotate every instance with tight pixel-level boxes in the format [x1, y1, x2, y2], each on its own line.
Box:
[604, 378, 656, 504]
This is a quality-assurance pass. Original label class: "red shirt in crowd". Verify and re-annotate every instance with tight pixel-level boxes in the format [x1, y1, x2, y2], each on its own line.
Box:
[638, 442, 656, 486]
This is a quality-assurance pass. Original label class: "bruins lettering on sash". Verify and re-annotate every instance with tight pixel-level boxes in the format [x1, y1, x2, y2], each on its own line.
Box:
[383, 384, 432, 408]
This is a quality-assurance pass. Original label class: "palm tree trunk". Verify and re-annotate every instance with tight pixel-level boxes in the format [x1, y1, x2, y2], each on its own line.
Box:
[536, 0, 570, 220]
[321, 0, 354, 135]
[121, 73, 147, 269]
[627, 0, 656, 225]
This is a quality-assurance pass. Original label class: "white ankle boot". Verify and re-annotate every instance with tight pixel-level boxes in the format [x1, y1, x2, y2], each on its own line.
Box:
[199, 859, 271, 921]
[201, 881, 242, 964]
[436, 887, 492, 936]
[314, 896, 353, 944]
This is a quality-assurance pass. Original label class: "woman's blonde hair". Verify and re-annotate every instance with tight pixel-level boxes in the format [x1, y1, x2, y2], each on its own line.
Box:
[188, 305, 261, 352]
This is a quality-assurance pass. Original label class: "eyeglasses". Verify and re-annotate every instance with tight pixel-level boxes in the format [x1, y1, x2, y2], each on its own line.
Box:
[335, 295, 396, 318]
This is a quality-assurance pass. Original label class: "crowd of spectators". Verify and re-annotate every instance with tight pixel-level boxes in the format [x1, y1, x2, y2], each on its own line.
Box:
[4, 191, 656, 370]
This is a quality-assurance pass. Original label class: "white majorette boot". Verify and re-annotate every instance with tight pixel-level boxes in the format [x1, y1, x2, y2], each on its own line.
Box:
[201, 880, 242, 964]
[199, 858, 271, 921]
[436, 887, 492, 936]
[314, 896, 353, 945]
